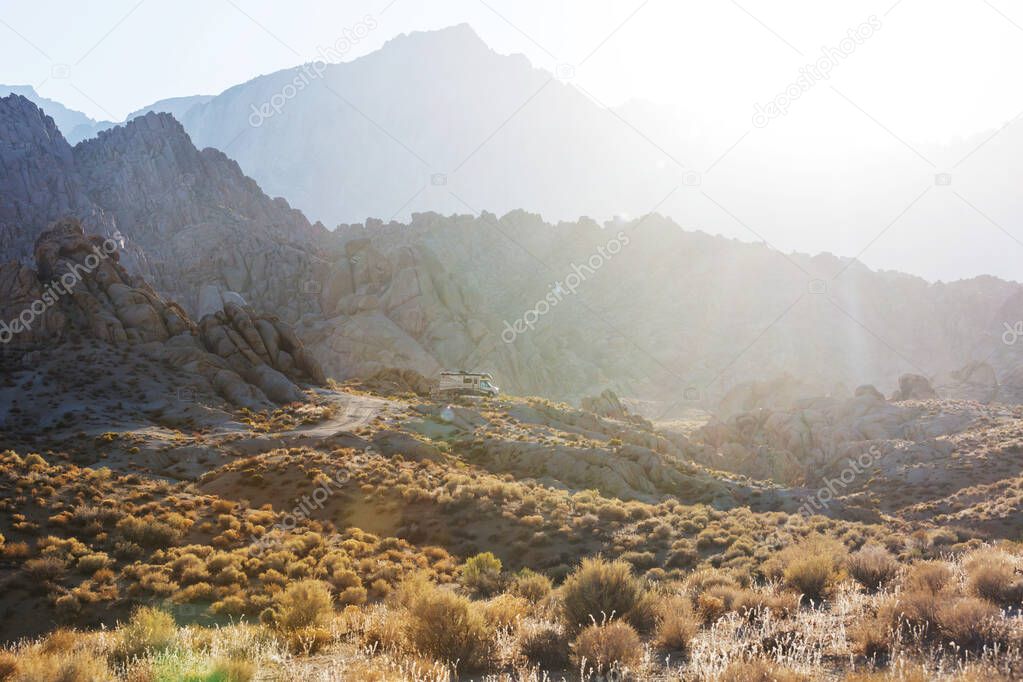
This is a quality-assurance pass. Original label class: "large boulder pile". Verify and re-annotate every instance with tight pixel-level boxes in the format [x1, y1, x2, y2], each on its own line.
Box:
[1, 218, 324, 410]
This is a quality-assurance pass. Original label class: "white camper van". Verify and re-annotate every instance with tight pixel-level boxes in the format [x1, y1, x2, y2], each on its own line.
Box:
[436, 371, 500, 398]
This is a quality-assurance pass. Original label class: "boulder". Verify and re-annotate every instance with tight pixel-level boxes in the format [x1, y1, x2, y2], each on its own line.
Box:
[891, 373, 937, 401]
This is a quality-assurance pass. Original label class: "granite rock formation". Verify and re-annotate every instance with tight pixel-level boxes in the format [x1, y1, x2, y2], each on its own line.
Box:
[1, 218, 323, 409]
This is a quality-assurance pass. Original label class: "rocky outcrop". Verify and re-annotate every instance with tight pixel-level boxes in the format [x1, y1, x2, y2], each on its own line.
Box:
[581, 389, 653, 429]
[692, 387, 974, 486]
[31, 217, 192, 344]
[0, 260, 67, 345]
[1, 218, 323, 409]
[582, 389, 629, 419]
[891, 373, 938, 401]
[297, 236, 516, 384]
[0, 95, 334, 323]
[358, 367, 437, 396]
[934, 362, 1000, 403]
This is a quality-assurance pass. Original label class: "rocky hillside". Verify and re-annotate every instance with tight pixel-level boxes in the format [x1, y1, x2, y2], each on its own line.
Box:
[0, 94, 334, 323]
[5, 94, 1023, 405]
[0, 217, 324, 412]
[309, 211, 1023, 403]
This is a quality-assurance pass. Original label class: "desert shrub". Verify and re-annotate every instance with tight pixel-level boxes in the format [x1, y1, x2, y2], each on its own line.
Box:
[571, 621, 642, 674]
[208, 658, 256, 682]
[765, 534, 847, 600]
[880, 591, 941, 634]
[274, 579, 333, 631]
[934, 596, 1002, 650]
[404, 583, 497, 673]
[75, 553, 111, 573]
[10, 649, 110, 682]
[785, 548, 842, 601]
[114, 606, 176, 660]
[360, 605, 407, 653]
[560, 557, 650, 633]
[510, 568, 552, 603]
[516, 622, 570, 670]
[337, 586, 368, 607]
[483, 593, 531, 629]
[0, 651, 15, 681]
[23, 557, 66, 583]
[40, 630, 80, 656]
[116, 515, 181, 548]
[461, 552, 503, 596]
[211, 595, 247, 616]
[880, 590, 1004, 651]
[849, 615, 892, 659]
[903, 561, 952, 595]
[694, 591, 726, 625]
[653, 594, 699, 654]
[2, 543, 30, 561]
[283, 626, 334, 655]
[683, 568, 740, 596]
[665, 539, 699, 569]
[718, 658, 809, 682]
[964, 550, 1023, 606]
[620, 551, 658, 571]
[734, 589, 799, 622]
[848, 545, 900, 591]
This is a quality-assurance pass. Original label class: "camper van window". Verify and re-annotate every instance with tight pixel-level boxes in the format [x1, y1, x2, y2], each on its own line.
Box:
[464, 377, 472, 384]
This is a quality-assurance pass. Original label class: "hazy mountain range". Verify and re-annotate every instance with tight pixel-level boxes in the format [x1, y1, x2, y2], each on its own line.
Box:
[4, 90, 1023, 404]
[6, 24, 1023, 282]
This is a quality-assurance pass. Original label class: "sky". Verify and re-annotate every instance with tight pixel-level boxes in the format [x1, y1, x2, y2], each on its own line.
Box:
[2, 0, 1023, 140]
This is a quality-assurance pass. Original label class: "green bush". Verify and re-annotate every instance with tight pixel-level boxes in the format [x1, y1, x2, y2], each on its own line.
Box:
[461, 552, 503, 596]
[509, 568, 552, 603]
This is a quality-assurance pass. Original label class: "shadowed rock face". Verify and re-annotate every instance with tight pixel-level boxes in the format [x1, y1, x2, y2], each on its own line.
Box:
[0, 94, 334, 323]
[1, 217, 323, 409]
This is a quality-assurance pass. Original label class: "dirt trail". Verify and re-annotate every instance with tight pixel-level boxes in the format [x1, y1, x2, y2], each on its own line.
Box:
[281, 390, 392, 439]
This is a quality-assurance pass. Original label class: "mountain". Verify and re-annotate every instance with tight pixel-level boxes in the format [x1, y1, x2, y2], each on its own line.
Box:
[112, 24, 1022, 283]
[5, 92, 1023, 406]
[153, 24, 687, 229]
[0, 93, 332, 322]
[0, 84, 115, 143]
[125, 94, 214, 122]
[309, 210, 1023, 404]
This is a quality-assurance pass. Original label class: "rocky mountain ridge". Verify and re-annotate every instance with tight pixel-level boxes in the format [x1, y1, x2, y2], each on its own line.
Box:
[4, 94, 1023, 406]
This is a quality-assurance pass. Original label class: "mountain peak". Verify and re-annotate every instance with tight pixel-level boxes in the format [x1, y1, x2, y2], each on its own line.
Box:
[379, 22, 492, 55]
